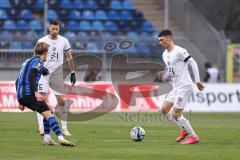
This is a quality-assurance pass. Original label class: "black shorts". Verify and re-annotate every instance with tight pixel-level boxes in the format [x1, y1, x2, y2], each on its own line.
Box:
[18, 96, 50, 113]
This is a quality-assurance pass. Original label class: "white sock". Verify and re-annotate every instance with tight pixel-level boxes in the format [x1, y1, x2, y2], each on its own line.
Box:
[177, 115, 197, 137]
[166, 112, 183, 130]
[59, 105, 67, 130]
[37, 113, 44, 131]
[44, 134, 51, 142]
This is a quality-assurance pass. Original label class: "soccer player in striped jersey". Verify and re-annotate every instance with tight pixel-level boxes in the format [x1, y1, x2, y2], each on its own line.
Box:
[15, 42, 75, 147]
[158, 30, 204, 144]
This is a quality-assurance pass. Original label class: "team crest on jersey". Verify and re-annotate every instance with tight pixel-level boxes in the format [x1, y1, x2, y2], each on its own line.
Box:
[34, 62, 41, 71]
[177, 97, 183, 105]
[52, 46, 56, 51]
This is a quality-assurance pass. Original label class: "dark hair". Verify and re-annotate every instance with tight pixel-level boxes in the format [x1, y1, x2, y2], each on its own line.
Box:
[158, 30, 172, 37]
[49, 20, 59, 25]
[34, 42, 49, 55]
[205, 62, 212, 69]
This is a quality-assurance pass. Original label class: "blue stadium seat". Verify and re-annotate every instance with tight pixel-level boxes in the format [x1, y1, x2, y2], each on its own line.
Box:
[68, 10, 81, 20]
[105, 21, 117, 31]
[25, 31, 37, 41]
[9, 42, 22, 49]
[20, 9, 33, 19]
[92, 21, 104, 30]
[110, 0, 122, 10]
[120, 11, 133, 20]
[35, 0, 44, 8]
[29, 20, 43, 30]
[82, 10, 95, 20]
[58, 10, 69, 18]
[95, 10, 107, 20]
[123, 1, 135, 10]
[103, 32, 115, 40]
[64, 31, 76, 40]
[76, 31, 88, 41]
[130, 21, 141, 30]
[67, 21, 79, 30]
[23, 0, 36, 8]
[72, 0, 85, 9]
[0, 9, 8, 19]
[85, 0, 97, 9]
[79, 21, 91, 31]
[108, 11, 120, 20]
[60, 0, 73, 9]
[16, 20, 29, 30]
[136, 43, 150, 53]
[133, 11, 144, 20]
[141, 22, 154, 31]
[87, 42, 99, 51]
[0, 0, 11, 8]
[3, 20, 16, 30]
[22, 42, 34, 49]
[12, 0, 22, 8]
[127, 32, 139, 41]
[48, 10, 58, 20]
[139, 32, 152, 39]
[0, 31, 13, 41]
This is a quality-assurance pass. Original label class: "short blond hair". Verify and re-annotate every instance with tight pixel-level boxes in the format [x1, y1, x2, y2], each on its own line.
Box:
[34, 42, 49, 55]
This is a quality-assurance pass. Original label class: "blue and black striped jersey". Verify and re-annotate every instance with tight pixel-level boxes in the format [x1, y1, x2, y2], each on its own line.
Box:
[16, 56, 44, 100]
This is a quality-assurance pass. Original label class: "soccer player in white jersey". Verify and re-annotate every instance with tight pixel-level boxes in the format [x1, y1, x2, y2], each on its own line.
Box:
[36, 20, 76, 137]
[158, 30, 204, 144]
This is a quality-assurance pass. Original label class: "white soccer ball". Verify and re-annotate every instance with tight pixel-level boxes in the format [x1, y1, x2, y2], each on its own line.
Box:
[130, 126, 145, 142]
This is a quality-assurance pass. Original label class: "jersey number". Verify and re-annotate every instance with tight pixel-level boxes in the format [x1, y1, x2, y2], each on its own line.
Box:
[168, 67, 175, 75]
[39, 84, 42, 90]
[51, 52, 59, 60]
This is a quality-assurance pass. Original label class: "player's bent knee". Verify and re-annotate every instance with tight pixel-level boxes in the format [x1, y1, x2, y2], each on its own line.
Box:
[41, 110, 53, 120]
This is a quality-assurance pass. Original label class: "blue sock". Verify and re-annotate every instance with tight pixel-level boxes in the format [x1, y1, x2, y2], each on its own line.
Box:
[48, 117, 63, 137]
[43, 118, 50, 134]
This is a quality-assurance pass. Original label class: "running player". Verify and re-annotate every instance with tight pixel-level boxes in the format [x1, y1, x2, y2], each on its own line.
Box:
[158, 30, 204, 144]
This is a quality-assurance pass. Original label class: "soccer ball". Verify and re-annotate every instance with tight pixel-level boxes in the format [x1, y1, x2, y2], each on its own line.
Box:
[130, 126, 145, 142]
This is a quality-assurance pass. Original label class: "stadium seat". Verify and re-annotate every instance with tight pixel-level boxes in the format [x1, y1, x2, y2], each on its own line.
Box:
[8, 9, 18, 18]
[108, 11, 120, 20]
[123, 1, 135, 10]
[110, 0, 122, 10]
[0, 31, 13, 41]
[0, 9, 8, 19]
[82, 10, 95, 20]
[85, 0, 97, 9]
[92, 20, 104, 30]
[29, 20, 43, 30]
[79, 21, 92, 31]
[87, 42, 99, 51]
[130, 20, 141, 30]
[120, 11, 133, 20]
[141, 22, 154, 31]
[76, 31, 88, 41]
[58, 10, 69, 18]
[25, 30, 38, 41]
[20, 9, 33, 19]
[35, 0, 44, 8]
[22, 0, 36, 8]
[9, 42, 22, 49]
[95, 10, 107, 20]
[136, 43, 150, 53]
[105, 21, 117, 31]
[64, 31, 76, 40]
[133, 11, 144, 20]
[22, 42, 34, 49]
[72, 0, 85, 9]
[12, 0, 22, 8]
[48, 10, 58, 20]
[3, 20, 16, 30]
[0, 0, 11, 8]
[67, 20, 79, 30]
[68, 10, 81, 20]
[59, 0, 73, 9]
[16, 20, 29, 30]
[127, 31, 139, 41]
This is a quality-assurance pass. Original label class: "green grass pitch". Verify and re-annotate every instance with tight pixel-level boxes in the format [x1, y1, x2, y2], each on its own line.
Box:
[0, 112, 240, 160]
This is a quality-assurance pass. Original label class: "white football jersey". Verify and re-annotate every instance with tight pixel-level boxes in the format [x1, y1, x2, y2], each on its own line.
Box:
[37, 35, 71, 73]
[162, 45, 193, 88]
